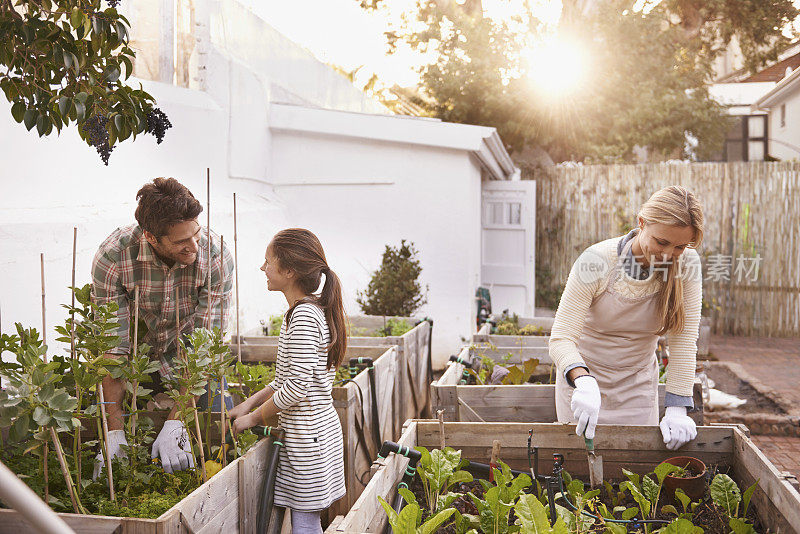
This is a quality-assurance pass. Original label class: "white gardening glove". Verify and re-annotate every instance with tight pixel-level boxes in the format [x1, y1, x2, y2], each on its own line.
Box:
[93, 429, 128, 480]
[151, 420, 196, 474]
[659, 406, 697, 450]
[571, 375, 601, 440]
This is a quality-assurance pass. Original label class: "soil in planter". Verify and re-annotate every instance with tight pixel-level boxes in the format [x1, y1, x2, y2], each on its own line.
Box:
[399, 464, 763, 534]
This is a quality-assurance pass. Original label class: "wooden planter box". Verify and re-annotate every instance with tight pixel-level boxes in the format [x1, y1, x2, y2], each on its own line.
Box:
[234, 315, 432, 438]
[327, 421, 800, 534]
[433, 347, 704, 424]
[474, 317, 711, 357]
[0, 437, 276, 534]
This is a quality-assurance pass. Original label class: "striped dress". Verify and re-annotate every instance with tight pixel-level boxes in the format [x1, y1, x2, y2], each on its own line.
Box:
[267, 303, 346, 511]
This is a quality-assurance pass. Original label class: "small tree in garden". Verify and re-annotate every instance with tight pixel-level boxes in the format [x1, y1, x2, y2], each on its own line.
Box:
[357, 240, 428, 317]
[0, 0, 172, 164]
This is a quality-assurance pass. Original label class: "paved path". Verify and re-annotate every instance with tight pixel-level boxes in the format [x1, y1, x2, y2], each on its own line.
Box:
[709, 335, 800, 483]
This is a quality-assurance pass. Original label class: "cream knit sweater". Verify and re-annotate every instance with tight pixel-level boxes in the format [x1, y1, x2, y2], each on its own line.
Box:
[548, 236, 702, 398]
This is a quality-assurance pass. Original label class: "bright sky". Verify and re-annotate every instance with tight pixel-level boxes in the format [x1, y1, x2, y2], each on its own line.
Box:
[239, 0, 564, 87]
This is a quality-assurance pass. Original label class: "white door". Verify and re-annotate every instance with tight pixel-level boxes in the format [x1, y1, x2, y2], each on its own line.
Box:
[481, 180, 536, 316]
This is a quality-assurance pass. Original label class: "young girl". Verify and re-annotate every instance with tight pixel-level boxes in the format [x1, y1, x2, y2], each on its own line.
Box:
[549, 185, 704, 451]
[229, 228, 346, 533]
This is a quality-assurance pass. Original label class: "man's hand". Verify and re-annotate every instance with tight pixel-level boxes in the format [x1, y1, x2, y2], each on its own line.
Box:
[93, 429, 128, 480]
[659, 406, 697, 450]
[151, 420, 195, 474]
[571, 375, 601, 440]
[231, 411, 260, 436]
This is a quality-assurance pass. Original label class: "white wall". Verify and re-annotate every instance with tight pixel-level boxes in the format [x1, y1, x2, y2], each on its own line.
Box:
[766, 85, 800, 160]
[270, 130, 484, 367]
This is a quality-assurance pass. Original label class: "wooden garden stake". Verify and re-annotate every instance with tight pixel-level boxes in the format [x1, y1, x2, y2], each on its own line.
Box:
[437, 409, 446, 450]
[97, 382, 116, 502]
[131, 286, 140, 438]
[219, 235, 228, 468]
[233, 193, 241, 363]
[39, 253, 49, 506]
[70, 228, 82, 493]
[176, 286, 208, 481]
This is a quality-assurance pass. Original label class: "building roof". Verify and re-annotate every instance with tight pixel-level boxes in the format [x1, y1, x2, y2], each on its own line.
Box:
[741, 51, 800, 83]
[269, 102, 517, 180]
[753, 67, 800, 110]
[709, 82, 775, 115]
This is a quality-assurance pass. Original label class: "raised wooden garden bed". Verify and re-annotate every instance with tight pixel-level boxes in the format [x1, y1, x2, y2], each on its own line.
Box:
[703, 361, 800, 436]
[327, 421, 800, 534]
[0, 436, 275, 534]
[432, 346, 704, 424]
[474, 317, 711, 356]
[235, 315, 432, 438]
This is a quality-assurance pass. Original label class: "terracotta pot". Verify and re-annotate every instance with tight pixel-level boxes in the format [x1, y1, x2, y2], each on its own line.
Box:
[662, 456, 707, 501]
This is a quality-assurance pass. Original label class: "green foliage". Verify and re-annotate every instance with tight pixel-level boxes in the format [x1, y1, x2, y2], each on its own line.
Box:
[378, 495, 456, 534]
[467, 354, 542, 385]
[358, 0, 798, 162]
[357, 240, 427, 317]
[656, 518, 704, 534]
[0, 0, 171, 163]
[232, 361, 275, 398]
[710, 473, 741, 517]
[264, 315, 283, 336]
[415, 446, 473, 513]
[514, 494, 570, 534]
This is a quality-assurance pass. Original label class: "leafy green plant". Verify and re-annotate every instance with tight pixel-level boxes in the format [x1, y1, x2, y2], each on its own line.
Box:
[514, 494, 570, 534]
[415, 446, 473, 513]
[378, 489, 456, 534]
[357, 240, 428, 317]
[468, 462, 532, 534]
[709, 473, 758, 533]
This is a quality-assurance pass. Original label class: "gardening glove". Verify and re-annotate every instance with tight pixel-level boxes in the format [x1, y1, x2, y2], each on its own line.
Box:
[151, 420, 196, 474]
[571, 375, 601, 440]
[659, 406, 697, 450]
[92, 429, 128, 480]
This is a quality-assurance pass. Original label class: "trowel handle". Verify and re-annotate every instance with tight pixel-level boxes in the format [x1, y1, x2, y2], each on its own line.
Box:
[584, 437, 594, 452]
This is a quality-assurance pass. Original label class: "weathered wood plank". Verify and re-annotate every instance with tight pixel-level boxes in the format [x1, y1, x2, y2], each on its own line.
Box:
[335, 422, 418, 534]
[239, 438, 270, 534]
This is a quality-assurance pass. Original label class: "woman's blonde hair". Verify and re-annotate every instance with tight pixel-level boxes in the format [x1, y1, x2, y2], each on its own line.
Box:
[638, 185, 704, 335]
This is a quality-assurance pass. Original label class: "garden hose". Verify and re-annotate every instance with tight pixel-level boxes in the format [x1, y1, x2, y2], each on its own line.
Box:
[349, 357, 381, 453]
[526, 429, 671, 527]
[449, 354, 473, 383]
[377, 441, 423, 534]
[255, 426, 286, 534]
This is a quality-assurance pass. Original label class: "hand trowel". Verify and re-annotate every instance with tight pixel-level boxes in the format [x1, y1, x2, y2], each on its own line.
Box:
[584, 437, 604, 487]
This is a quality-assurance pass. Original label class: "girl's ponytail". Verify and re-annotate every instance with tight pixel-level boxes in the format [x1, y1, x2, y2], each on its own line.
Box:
[320, 267, 347, 369]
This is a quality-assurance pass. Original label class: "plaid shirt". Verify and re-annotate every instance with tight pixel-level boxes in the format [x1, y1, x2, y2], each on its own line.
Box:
[91, 224, 234, 377]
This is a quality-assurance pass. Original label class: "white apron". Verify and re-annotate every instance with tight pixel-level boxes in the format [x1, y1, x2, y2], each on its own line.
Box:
[556, 238, 662, 425]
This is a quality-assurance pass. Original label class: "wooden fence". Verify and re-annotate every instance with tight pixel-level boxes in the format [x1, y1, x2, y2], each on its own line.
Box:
[530, 161, 800, 337]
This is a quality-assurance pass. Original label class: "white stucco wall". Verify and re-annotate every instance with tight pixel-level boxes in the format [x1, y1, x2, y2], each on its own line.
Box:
[765, 84, 800, 160]
[270, 129, 484, 367]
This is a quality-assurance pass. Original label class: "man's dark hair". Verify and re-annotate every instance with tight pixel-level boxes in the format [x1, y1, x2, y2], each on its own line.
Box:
[135, 177, 203, 237]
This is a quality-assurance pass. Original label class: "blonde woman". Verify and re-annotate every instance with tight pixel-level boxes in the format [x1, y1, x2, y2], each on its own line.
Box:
[549, 186, 703, 450]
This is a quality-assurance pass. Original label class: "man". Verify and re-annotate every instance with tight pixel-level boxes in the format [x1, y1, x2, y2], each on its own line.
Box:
[91, 177, 233, 476]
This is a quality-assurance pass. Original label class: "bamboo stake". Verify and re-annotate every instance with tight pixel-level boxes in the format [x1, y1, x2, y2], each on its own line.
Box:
[49, 428, 82, 514]
[39, 254, 49, 506]
[131, 286, 140, 440]
[176, 286, 207, 481]
[219, 235, 227, 468]
[70, 228, 81, 494]
[97, 383, 116, 502]
[233, 193, 241, 363]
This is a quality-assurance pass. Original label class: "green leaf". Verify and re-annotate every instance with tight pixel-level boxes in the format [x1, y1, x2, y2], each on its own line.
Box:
[642, 474, 659, 504]
[655, 461, 683, 484]
[661, 504, 679, 516]
[658, 518, 704, 534]
[729, 517, 757, 534]
[674, 488, 691, 513]
[621, 507, 639, 520]
[621, 468, 640, 489]
[32, 405, 51, 426]
[10, 413, 31, 442]
[23, 109, 37, 131]
[58, 96, 71, 116]
[621, 481, 650, 517]
[513, 494, 551, 534]
[36, 114, 47, 137]
[11, 102, 25, 123]
[70, 7, 84, 29]
[420, 508, 455, 534]
[398, 487, 418, 506]
[710, 473, 741, 516]
[742, 480, 758, 517]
